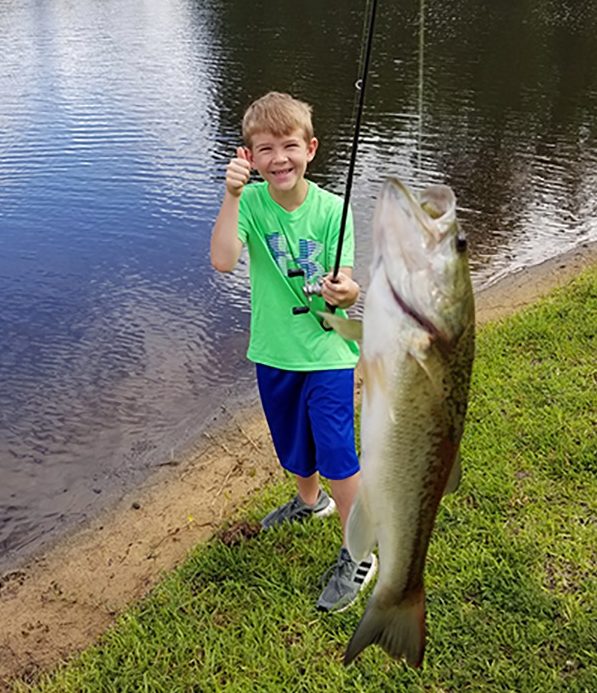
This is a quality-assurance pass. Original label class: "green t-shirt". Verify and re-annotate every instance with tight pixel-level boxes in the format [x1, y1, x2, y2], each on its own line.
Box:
[238, 180, 360, 371]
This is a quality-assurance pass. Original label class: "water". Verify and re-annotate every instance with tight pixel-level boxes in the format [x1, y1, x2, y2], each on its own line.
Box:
[1, 0, 595, 571]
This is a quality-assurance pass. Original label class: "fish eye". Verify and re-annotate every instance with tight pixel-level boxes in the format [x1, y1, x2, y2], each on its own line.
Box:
[456, 232, 467, 253]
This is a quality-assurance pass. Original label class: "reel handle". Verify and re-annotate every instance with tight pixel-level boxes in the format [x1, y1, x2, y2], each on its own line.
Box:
[321, 302, 336, 331]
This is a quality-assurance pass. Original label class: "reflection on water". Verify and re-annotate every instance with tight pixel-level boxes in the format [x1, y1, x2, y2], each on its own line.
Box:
[0, 0, 595, 570]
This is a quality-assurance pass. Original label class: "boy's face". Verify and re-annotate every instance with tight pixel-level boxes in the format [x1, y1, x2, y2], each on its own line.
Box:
[247, 129, 318, 194]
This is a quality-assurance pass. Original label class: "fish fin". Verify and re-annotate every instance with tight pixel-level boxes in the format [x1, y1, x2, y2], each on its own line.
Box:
[346, 491, 377, 562]
[443, 452, 461, 495]
[414, 357, 434, 384]
[408, 331, 439, 386]
[316, 312, 363, 342]
[344, 588, 426, 668]
[408, 330, 433, 361]
[410, 338, 445, 397]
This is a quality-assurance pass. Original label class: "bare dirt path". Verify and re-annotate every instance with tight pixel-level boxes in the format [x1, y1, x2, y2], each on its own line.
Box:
[1, 241, 595, 689]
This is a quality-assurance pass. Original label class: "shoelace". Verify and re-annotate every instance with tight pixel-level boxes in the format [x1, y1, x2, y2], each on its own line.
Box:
[270, 496, 302, 523]
[319, 551, 354, 588]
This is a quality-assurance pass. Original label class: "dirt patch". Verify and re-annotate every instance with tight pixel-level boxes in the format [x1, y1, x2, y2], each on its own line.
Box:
[216, 520, 262, 547]
[1, 241, 595, 689]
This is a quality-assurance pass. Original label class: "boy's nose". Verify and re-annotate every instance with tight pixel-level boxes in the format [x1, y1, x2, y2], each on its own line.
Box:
[272, 149, 288, 163]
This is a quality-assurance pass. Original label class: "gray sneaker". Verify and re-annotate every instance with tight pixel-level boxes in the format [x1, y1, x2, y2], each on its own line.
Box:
[316, 547, 377, 613]
[261, 490, 336, 530]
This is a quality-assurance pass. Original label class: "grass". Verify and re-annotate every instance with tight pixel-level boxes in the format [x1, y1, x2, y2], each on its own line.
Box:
[17, 268, 596, 692]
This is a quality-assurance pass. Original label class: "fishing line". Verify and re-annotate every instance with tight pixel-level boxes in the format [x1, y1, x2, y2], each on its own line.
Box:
[332, 0, 379, 281]
[417, 0, 425, 174]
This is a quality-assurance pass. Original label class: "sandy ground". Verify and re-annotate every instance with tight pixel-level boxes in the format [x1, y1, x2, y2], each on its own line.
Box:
[1, 241, 595, 689]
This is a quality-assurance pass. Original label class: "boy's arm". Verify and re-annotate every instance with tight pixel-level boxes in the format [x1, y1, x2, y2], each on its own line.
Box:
[321, 268, 360, 309]
[210, 191, 244, 272]
[210, 147, 251, 273]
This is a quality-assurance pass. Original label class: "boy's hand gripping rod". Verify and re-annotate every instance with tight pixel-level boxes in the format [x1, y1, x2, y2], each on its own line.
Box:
[290, 0, 379, 327]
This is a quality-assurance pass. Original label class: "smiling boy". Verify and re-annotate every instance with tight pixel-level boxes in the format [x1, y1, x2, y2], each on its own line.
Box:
[210, 92, 376, 612]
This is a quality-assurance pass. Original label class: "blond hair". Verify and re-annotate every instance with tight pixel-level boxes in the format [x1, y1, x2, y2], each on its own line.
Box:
[242, 92, 314, 146]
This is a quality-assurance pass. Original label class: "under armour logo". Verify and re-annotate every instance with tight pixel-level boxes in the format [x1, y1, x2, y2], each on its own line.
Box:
[266, 233, 324, 282]
[297, 238, 323, 281]
[266, 233, 289, 274]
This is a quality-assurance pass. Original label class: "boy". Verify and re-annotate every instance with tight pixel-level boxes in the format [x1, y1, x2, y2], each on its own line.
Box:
[210, 92, 376, 612]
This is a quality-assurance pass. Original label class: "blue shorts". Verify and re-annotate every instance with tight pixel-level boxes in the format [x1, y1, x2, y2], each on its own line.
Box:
[256, 365, 360, 480]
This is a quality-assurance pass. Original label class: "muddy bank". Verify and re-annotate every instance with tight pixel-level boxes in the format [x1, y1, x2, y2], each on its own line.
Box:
[1, 241, 595, 689]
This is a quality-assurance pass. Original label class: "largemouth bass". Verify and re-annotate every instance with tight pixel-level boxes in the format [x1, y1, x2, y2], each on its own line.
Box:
[325, 178, 475, 667]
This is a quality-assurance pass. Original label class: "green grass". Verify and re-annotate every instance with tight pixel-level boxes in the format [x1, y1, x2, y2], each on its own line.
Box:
[18, 269, 596, 692]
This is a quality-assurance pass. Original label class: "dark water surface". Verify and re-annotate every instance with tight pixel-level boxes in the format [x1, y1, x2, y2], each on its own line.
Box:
[1, 0, 595, 571]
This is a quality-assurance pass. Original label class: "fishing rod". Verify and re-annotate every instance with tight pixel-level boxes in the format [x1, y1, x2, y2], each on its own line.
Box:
[291, 0, 379, 326]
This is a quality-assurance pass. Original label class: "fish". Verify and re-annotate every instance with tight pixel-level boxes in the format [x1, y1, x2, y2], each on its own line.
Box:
[323, 178, 475, 667]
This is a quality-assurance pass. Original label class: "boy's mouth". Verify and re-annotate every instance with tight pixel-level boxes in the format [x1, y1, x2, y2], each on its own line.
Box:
[271, 168, 293, 178]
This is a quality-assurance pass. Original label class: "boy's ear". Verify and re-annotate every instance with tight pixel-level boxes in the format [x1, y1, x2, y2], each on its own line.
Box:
[306, 137, 318, 162]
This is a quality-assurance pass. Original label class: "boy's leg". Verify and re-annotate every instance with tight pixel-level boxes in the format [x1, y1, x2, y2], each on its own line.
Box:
[306, 370, 377, 612]
[317, 474, 377, 613]
[329, 471, 360, 543]
[256, 364, 336, 529]
[296, 472, 321, 506]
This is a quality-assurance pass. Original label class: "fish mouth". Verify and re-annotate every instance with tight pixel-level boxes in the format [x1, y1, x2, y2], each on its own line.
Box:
[376, 178, 459, 341]
[384, 178, 457, 248]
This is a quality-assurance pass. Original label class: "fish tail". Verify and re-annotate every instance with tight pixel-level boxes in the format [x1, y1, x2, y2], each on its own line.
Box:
[344, 588, 425, 668]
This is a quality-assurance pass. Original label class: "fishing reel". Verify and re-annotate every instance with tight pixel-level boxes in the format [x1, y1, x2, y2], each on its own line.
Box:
[288, 268, 322, 314]
[288, 268, 333, 330]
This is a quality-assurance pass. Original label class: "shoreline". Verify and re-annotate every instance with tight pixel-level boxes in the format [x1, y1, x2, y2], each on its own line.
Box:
[1, 241, 596, 687]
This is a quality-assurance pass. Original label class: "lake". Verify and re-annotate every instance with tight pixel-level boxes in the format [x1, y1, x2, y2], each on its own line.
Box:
[0, 0, 595, 571]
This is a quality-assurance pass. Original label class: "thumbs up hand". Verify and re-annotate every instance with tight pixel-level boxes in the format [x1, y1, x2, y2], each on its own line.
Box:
[225, 146, 252, 197]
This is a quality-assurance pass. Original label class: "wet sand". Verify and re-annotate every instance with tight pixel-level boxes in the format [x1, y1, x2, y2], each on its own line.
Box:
[1, 241, 595, 689]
